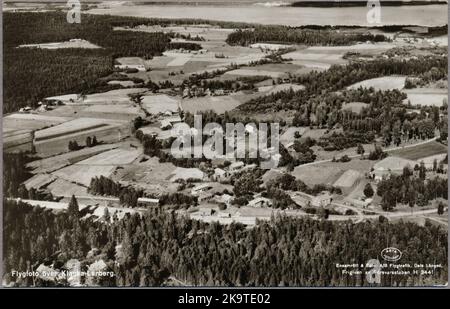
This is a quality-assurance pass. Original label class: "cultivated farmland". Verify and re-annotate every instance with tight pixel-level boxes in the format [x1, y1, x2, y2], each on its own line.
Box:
[347, 76, 407, 91]
[404, 88, 448, 106]
[52, 164, 117, 187]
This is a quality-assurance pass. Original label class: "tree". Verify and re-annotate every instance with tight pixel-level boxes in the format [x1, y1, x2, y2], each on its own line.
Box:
[103, 207, 110, 222]
[92, 136, 98, 146]
[363, 183, 374, 198]
[357, 144, 365, 156]
[68, 140, 80, 151]
[68, 195, 79, 217]
[317, 207, 329, 220]
[419, 161, 426, 180]
[439, 120, 448, 141]
[86, 136, 92, 147]
[437, 202, 445, 216]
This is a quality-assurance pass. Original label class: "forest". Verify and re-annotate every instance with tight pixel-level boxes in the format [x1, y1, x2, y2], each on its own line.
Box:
[239, 55, 447, 150]
[88, 175, 197, 207]
[240, 55, 447, 113]
[3, 12, 199, 113]
[376, 165, 448, 211]
[3, 199, 447, 287]
[226, 26, 387, 46]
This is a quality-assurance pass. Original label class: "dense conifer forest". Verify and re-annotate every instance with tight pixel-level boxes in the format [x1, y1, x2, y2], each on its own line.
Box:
[226, 26, 387, 46]
[3, 199, 448, 287]
[3, 12, 200, 113]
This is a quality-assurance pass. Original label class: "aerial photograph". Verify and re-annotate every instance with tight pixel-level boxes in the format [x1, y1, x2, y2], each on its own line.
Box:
[1, 0, 448, 289]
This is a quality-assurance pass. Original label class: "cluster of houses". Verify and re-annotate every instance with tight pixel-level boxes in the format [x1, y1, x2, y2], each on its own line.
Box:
[18, 94, 82, 113]
[182, 86, 230, 98]
[289, 191, 333, 208]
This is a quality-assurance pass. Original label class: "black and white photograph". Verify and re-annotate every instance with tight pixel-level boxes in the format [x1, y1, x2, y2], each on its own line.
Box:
[1, 0, 449, 290]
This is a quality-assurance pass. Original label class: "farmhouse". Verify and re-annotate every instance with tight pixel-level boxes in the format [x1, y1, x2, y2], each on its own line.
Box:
[333, 169, 363, 195]
[137, 197, 160, 207]
[213, 168, 229, 182]
[350, 197, 373, 208]
[114, 64, 146, 72]
[164, 114, 182, 124]
[250, 43, 292, 51]
[311, 192, 333, 207]
[191, 183, 214, 195]
[198, 191, 215, 202]
[290, 191, 333, 208]
[214, 194, 233, 205]
[371, 156, 417, 181]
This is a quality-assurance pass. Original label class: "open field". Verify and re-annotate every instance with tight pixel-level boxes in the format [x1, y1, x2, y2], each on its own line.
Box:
[116, 57, 146, 66]
[388, 141, 447, 160]
[52, 164, 117, 187]
[293, 159, 374, 187]
[283, 46, 350, 69]
[181, 94, 241, 114]
[107, 80, 137, 87]
[114, 24, 235, 42]
[347, 76, 407, 91]
[81, 104, 145, 118]
[23, 174, 57, 190]
[341, 102, 369, 114]
[83, 88, 147, 105]
[111, 157, 180, 195]
[404, 88, 448, 106]
[3, 129, 34, 153]
[3, 113, 73, 131]
[141, 94, 180, 114]
[420, 153, 448, 168]
[34, 118, 124, 141]
[224, 68, 286, 78]
[280, 126, 308, 146]
[46, 178, 90, 197]
[77, 148, 141, 165]
[27, 143, 121, 174]
[18, 39, 101, 49]
[34, 118, 130, 157]
[258, 83, 305, 95]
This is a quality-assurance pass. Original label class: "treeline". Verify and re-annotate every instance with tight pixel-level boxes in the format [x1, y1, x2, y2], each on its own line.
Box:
[4, 199, 447, 286]
[377, 166, 448, 211]
[3, 152, 55, 201]
[88, 175, 197, 207]
[3, 153, 33, 198]
[89, 176, 143, 207]
[318, 131, 375, 151]
[268, 173, 342, 196]
[226, 26, 387, 46]
[183, 75, 270, 92]
[168, 42, 202, 51]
